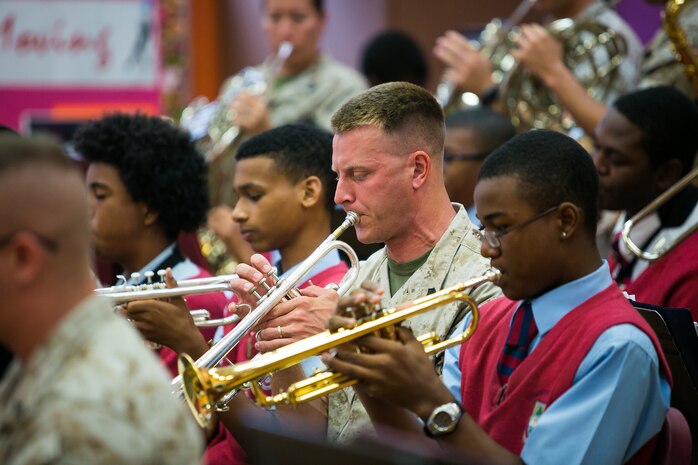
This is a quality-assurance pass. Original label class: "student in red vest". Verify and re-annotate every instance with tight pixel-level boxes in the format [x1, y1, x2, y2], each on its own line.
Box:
[323, 129, 672, 465]
[594, 86, 698, 320]
[74, 113, 227, 376]
[126, 124, 347, 465]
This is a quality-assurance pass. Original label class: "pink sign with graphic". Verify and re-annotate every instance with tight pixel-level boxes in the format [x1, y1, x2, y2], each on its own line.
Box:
[0, 0, 162, 131]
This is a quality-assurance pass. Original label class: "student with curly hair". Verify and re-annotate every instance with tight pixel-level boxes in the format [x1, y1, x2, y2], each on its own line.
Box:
[74, 113, 228, 376]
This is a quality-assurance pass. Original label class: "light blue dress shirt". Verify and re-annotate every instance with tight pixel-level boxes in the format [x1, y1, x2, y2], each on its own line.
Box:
[442, 262, 670, 465]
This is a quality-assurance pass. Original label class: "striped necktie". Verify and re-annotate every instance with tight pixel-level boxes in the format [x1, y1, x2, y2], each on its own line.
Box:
[497, 301, 537, 386]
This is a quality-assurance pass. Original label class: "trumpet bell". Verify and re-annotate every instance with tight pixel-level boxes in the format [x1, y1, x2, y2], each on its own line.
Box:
[179, 354, 215, 429]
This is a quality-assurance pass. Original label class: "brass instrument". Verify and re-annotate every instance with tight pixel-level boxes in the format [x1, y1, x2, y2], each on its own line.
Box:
[436, 0, 538, 109]
[198, 228, 238, 276]
[500, 18, 627, 132]
[171, 212, 361, 393]
[180, 41, 293, 161]
[621, 167, 698, 261]
[178, 269, 500, 429]
[96, 272, 240, 327]
[663, 0, 698, 96]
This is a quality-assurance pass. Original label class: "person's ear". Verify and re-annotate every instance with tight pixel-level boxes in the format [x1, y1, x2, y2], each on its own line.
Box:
[298, 176, 322, 208]
[655, 159, 684, 192]
[10, 232, 48, 286]
[557, 202, 580, 241]
[410, 151, 431, 189]
[141, 203, 159, 227]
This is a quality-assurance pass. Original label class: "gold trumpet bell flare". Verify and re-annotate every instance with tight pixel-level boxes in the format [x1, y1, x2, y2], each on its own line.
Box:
[179, 354, 216, 429]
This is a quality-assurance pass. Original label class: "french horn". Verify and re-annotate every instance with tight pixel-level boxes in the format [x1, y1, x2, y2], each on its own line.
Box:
[500, 18, 627, 132]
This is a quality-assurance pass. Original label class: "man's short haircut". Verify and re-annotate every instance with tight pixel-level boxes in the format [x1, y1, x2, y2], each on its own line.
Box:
[74, 113, 208, 241]
[479, 129, 599, 239]
[237, 124, 336, 211]
[264, 0, 323, 14]
[0, 134, 74, 176]
[360, 30, 428, 87]
[445, 108, 516, 154]
[331, 81, 445, 157]
[613, 86, 698, 175]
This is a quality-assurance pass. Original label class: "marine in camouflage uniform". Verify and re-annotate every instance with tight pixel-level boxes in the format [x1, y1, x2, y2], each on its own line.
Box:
[327, 204, 502, 444]
[0, 296, 204, 465]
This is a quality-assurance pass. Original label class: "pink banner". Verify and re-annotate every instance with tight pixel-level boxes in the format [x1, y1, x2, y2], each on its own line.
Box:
[0, 0, 162, 131]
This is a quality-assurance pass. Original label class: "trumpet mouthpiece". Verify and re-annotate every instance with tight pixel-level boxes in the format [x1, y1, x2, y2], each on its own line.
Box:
[346, 211, 360, 226]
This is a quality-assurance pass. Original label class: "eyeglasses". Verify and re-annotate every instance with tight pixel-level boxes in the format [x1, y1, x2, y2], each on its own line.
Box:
[0, 231, 58, 253]
[444, 150, 490, 165]
[478, 205, 559, 249]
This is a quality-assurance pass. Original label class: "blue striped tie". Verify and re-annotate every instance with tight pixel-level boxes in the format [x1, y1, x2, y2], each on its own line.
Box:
[497, 301, 537, 386]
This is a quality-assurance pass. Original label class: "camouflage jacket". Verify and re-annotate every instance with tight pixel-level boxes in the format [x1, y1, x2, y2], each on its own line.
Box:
[0, 295, 203, 465]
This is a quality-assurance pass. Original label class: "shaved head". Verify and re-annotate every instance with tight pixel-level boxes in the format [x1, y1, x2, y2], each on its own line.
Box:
[0, 135, 91, 272]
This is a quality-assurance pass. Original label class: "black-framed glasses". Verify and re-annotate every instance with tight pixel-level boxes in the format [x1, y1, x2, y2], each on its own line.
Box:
[0, 231, 58, 253]
[444, 150, 490, 165]
[478, 205, 559, 249]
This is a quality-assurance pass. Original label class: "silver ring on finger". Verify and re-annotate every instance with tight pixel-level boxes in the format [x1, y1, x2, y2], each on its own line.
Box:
[277, 325, 284, 339]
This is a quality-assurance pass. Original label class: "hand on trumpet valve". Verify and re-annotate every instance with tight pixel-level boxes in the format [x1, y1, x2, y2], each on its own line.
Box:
[230, 91, 272, 136]
[433, 30, 495, 98]
[229, 253, 280, 316]
[321, 325, 452, 418]
[253, 284, 340, 353]
[510, 24, 564, 85]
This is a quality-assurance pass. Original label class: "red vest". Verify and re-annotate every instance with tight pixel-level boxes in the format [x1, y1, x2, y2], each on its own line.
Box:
[459, 285, 671, 462]
[623, 230, 698, 320]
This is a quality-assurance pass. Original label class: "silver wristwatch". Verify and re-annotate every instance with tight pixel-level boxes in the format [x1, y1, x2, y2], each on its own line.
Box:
[424, 401, 463, 437]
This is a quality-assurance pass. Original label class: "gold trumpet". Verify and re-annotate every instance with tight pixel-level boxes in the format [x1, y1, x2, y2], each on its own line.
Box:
[622, 167, 698, 261]
[178, 269, 501, 429]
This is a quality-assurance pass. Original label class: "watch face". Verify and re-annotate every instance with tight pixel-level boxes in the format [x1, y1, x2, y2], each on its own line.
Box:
[434, 410, 453, 429]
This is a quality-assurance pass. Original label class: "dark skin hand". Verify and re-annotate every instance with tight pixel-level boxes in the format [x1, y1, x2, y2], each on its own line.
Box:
[322, 283, 523, 465]
[118, 268, 209, 358]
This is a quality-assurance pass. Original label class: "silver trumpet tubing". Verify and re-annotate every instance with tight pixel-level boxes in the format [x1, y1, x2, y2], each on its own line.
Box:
[171, 211, 361, 393]
[96, 273, 240, 327]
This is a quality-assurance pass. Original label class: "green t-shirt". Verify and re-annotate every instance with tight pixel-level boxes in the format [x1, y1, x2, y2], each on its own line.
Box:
[387, 248, 433, 295]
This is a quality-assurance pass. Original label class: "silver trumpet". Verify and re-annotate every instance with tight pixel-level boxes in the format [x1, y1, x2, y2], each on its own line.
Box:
[171, 211, 361, 393]
[96, 272, 240, 327]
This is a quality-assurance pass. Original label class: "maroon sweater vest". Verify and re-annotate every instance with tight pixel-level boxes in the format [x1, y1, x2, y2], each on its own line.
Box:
[623, 230, 698, 321]
[459, 285, 672, 462]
